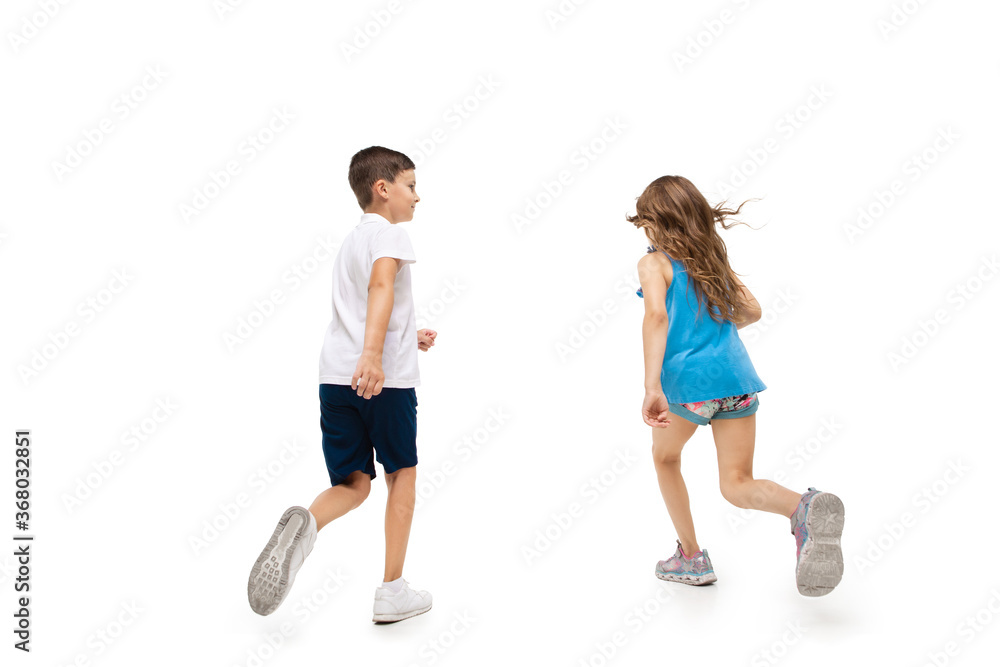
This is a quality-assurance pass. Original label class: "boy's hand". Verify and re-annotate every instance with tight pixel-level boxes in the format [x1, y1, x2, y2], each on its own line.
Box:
[352, 351, 384, 399]
[642, 390, 673, 428]
[417, 329, 437, 352]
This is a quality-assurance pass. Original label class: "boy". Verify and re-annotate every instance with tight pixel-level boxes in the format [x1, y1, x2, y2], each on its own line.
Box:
[247, 146, 437, 623]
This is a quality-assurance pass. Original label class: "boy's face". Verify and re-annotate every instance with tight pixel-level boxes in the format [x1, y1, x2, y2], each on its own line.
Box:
[375, 168, 419, 222]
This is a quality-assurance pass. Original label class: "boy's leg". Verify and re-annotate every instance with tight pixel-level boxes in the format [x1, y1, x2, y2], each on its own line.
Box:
[367, 390, 430, 621]
[710, 413, 801, 516]
[651, 413, 701, 557]
[309, 470, 372, 531]
[374, 463, 431, 623]
[316, 383, 379, 530]
[358, 386, 418, 583]
[383, 465, 416, 582]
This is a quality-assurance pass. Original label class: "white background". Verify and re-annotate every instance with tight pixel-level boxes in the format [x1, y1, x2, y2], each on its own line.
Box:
[3, 1, 999, 665]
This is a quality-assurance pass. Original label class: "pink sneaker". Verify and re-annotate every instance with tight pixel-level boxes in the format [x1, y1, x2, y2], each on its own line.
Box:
[790, 488, 844, 596]
[655, 539, 717, 585]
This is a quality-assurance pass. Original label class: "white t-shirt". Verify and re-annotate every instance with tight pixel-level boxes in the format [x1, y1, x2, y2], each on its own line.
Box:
[318, 213, 419, 388]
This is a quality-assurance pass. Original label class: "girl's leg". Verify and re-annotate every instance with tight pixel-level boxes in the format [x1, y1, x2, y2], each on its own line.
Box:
[710, 413, 801, 517]
[308, 470, 372, 531]
[651, 415, 702, 556]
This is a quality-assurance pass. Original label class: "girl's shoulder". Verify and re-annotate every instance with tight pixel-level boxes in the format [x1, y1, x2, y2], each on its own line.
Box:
[637, 249, 674, 288]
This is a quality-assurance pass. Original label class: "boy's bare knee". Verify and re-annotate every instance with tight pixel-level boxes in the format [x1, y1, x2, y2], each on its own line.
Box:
[342, 471, 372, 506]
[354, 481, 372, 506]
[389, 493, 415, 514]
[385, 466, 416, 487]
[385, 467, 416, 513]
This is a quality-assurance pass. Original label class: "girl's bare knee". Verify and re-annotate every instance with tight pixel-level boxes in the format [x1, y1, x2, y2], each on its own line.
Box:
[651, 442, 682, 467]
[719, 474, 751, 505]
[654, 452, 682, 467]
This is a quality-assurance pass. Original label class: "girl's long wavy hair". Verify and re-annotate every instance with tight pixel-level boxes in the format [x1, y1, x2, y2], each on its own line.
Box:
[626, 175, 762, 325]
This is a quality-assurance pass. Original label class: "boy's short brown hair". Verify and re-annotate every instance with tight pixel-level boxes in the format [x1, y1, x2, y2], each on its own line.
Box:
[348, 146, 416, 209]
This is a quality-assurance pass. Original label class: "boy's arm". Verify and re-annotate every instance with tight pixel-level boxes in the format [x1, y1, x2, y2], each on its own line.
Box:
[353, 256, 398, 399]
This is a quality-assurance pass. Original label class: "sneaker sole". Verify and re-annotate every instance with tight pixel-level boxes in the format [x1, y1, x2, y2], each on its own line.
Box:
[655, 570, 717, 586]
[373, 602, 432, 624]
[248, 506, 309, 616]
[796, 492, 845, 597]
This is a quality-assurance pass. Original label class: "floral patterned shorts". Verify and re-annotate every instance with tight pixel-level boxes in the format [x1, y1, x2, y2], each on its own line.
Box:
[667, 392, 759, 426]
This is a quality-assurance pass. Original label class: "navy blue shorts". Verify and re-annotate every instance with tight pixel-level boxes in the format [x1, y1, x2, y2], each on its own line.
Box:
[318, 383, 418, 486]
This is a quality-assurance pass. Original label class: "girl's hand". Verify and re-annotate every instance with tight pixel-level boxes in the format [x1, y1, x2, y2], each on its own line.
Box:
[642, 390, 673, 428]
[417, 329, 437, 351]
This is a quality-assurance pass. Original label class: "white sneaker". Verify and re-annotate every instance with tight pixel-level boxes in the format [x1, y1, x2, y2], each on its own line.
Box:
[372, 579, 432, 623]
[248, 506, 317, 616]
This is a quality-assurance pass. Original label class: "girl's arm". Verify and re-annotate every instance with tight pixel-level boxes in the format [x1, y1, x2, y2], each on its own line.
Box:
[731, 274, 762, 330]
[638, 255, 669, 394]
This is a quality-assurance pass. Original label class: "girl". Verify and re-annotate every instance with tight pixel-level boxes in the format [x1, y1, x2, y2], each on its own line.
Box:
[630, 175, 844, 597]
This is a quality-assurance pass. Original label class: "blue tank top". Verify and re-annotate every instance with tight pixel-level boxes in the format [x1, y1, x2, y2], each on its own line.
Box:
[636, 250, 766, 403]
